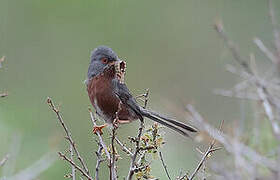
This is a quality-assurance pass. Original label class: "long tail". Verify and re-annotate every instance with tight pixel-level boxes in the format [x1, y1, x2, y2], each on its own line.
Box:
[140, 108, 197, 137]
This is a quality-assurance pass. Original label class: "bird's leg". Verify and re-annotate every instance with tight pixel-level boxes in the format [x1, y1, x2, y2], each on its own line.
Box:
[92, 123, 108, 135]
[117, 120, 131, 124]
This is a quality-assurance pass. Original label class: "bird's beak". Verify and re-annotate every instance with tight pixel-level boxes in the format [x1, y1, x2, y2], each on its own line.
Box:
[108, 61, 116, 66]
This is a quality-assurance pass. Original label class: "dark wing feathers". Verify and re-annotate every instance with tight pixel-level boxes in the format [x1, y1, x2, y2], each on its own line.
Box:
[112, 79, 144, 120]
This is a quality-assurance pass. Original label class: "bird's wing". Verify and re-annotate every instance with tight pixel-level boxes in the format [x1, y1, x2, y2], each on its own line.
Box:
[112, 79, 143, 119]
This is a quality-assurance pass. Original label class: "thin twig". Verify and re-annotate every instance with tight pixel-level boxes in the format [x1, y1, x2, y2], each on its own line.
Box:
[187, 104, 278, 172]
[189, 146, 222, 180]
[0, 92, 8, 98]
[268, 0, 280, 60]
[115, 137, 133, 157]
[88, 108, 111, 160]
[110, 117, 119, 180]
[214, 21, 280, 140]
[188, 120, 224, 180]
[126, 89, 150, 180]
[47, 97, 90, 176]
[95, 142, 104, 180]
[126, 120, 145, 180]
[159, 152, 171, 180]
[0, 154, 9, 167]
[7, 152, 56, 180]
[254, 38, 278, 64]
[214, 21, 253, 75]
[70, 144, 76, 180]
[0, 56, 5, 68]
[58, 152, 93, 180]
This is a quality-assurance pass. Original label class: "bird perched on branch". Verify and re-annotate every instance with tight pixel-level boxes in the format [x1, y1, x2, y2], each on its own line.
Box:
[85, 46, 197, 137]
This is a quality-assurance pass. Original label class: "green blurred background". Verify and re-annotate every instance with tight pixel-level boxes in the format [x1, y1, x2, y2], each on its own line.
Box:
[0, 0, 279, 179]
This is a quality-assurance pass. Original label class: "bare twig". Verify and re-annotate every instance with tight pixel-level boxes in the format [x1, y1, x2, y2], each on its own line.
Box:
[136, 89, 150, 109]
[254, 38, 278, 64]
[189, 147, 222, 180]
[214, 21, 252, 75]
[126, 120, 144, 180]
[0, 92, 8, 98]
[95, 142, 104, 180]
[47, 97, 90, 176]
[115, 137, 133, 157]
[268, 0, 280, 60]
[257, 87, 280, 139]
[88, 108, 111, 160]
[126, 89, 150, 180]
[2, 134, 21, 177]
[214, 21, 280, 140]
[188, 120, 224, 180]
[69, 144, 76, 180]
[58, 152, 93, 180]
[0, 154, 9, 167]
[143, 89, 149, 109]
[110, 106, 120, 180]
[187, 104, 278, 172]
[0, 56, 5, 68]
[6, 152, 56, 180]
[159, 152, 171, 180]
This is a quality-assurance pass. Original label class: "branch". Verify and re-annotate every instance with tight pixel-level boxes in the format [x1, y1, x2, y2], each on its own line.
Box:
[214, 21, 280, 140]
[187, 104, 278, 172]
[115, 137, 133, 157]
[69, 144, 76, 180]
[95, 142, 105, 180]
[159, 152, 171, 180]
[126, 120, 144, 180]
[0, 92, 8, 98]
[110, 118, 119, 180]
[88, 108, 111, 160]
[214, 21, 253, 75]
[0, 154, 9, 167]
[253, 38, 278, 64]
[6, 153, 56, 180]
[126, 89, 149, 180]
[58, 152, 92, 180]
[268, 0, 280, 60]
[47, 97, 90, 176]
[188, 120, 223, 180]
[0, 56, 5, 68]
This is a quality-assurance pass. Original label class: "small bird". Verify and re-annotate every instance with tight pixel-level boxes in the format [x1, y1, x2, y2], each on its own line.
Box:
[86, 46, 197, 137]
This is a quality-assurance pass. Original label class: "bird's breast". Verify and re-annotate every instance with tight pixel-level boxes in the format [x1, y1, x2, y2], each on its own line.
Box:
[87, 73, 120, 123]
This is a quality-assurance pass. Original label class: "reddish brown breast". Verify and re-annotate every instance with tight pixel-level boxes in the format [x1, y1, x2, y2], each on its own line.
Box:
[87, 65, 136, 123]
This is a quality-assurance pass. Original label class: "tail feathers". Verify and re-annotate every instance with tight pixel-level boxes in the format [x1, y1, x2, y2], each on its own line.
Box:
[147, 110, 197, 132]
[141, 111, 190, 137]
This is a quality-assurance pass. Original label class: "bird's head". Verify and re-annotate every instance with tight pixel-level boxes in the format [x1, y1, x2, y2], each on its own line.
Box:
[87, 46, 120, 81]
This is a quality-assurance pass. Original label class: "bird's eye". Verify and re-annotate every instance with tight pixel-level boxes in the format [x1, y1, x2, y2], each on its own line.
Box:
[101, 58, 108, 64]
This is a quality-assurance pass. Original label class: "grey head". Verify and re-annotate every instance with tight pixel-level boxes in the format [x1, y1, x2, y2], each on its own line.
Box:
[86, 46, 120, 83]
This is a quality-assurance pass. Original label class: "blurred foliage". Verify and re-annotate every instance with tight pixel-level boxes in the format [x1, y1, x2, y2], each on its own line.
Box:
[0, 0, 280, 179]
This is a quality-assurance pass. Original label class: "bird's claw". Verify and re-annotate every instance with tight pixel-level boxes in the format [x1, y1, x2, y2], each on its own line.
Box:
[92, 124, 107, 135]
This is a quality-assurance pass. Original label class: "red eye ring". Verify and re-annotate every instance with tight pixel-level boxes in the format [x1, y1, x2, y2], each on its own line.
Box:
[101, 58, 108, 64]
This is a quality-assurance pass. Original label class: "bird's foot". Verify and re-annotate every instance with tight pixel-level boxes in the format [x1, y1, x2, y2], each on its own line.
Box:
[92, 124, 108, 135]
